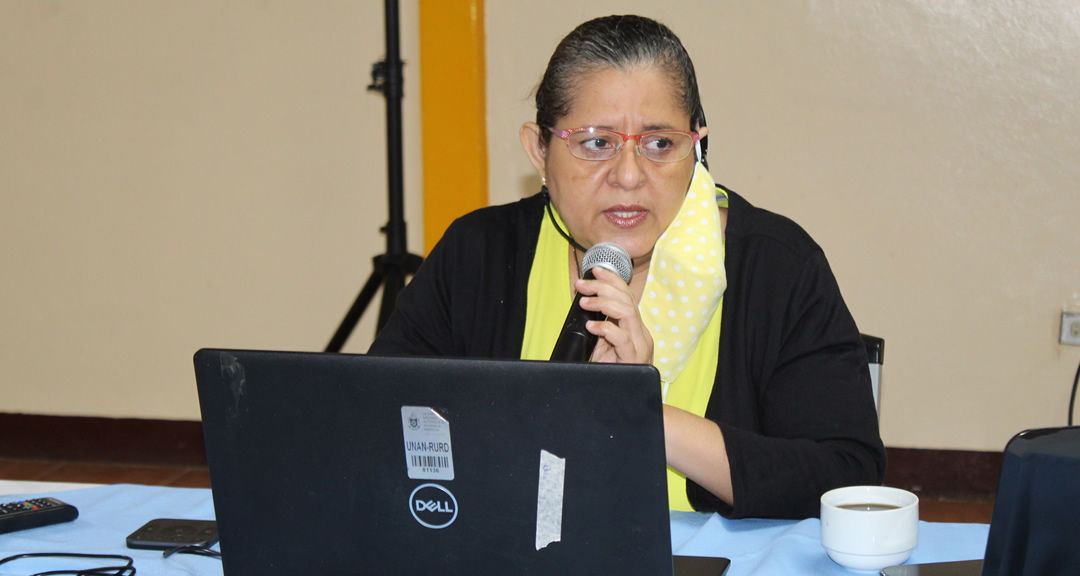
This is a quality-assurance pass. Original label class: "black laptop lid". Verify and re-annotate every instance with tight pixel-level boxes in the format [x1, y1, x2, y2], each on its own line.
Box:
[980, 426, 1080, 576]
[195, 349, 671, 576]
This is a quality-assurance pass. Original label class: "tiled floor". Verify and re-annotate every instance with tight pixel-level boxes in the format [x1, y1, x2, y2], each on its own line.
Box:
[0, 457, 992, 523]
[917, 498, 993, 524]
[0, 458, 211, 490]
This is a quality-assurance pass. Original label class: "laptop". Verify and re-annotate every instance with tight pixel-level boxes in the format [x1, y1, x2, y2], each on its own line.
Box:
[881, 426, 1080, 576]
[195, 349, 729, 576]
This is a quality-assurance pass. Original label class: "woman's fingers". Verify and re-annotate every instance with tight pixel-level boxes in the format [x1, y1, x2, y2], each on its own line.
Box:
[575, 267, 653, 364]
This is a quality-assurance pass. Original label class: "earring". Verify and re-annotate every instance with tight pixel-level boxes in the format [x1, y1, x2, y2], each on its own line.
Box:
[541, 176, 547, 186]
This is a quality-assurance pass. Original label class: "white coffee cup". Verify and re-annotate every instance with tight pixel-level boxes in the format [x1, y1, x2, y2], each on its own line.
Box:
[820, 485, 919, 573]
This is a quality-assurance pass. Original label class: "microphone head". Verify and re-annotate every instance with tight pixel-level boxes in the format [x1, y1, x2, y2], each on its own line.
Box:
[581, 242, 633, 283]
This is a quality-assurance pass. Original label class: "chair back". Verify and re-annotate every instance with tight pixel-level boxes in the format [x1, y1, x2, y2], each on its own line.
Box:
[861, 334, 884, 416]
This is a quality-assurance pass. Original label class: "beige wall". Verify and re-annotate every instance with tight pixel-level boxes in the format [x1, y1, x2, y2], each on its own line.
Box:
[3, 2, 1079, 452]
[488, 2, 1080, 452]
[1, 1, 423, 418]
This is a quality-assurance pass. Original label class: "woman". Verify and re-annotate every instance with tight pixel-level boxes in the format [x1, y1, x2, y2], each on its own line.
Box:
[370, 15, 885, 519]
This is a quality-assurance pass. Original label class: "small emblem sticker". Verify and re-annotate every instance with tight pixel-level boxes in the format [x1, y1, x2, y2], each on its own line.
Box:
[401, 406, 455, 480]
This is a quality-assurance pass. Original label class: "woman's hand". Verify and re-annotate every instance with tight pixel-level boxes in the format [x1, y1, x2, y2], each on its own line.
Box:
[574, 266, 654, 365]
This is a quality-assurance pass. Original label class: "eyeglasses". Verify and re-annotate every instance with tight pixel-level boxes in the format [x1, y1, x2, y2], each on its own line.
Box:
[548, 127, 700, 163]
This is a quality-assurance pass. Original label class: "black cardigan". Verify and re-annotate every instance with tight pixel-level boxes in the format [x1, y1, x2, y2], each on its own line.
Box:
[369, 189, 886, 519]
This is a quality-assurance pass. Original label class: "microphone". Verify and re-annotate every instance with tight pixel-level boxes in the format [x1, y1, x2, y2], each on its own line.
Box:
[550, 242, 633, 362]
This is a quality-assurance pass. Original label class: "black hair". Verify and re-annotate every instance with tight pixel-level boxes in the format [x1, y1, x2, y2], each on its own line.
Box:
[533, 15, 707, 156]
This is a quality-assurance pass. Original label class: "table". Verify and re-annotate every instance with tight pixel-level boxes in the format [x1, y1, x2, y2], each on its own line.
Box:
[0, 484, 989, 576]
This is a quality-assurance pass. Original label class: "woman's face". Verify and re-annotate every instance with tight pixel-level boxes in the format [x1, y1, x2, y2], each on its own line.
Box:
[521, 65, 706, 268]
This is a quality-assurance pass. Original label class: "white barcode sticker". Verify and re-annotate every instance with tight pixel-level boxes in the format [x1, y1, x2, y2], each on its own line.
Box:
[401, 406, 455, 481]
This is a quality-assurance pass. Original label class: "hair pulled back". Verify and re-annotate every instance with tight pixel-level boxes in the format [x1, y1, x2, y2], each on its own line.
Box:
[534, 15, 706, 147]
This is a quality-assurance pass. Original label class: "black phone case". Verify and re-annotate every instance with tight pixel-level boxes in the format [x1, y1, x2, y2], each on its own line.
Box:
[125, 518, 219, 550]
[673, 555, 731, 576]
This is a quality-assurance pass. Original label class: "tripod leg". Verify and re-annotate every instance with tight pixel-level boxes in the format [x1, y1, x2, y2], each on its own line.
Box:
[325, 267, 385, 353]
[376, 252, 423, 332]
[377, 265, 407, 334]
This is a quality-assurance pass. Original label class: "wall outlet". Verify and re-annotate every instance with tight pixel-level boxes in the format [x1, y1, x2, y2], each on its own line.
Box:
[1061, 313, 1080, 346]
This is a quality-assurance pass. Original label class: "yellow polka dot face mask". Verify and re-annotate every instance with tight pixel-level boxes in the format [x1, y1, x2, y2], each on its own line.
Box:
[639, 161, 727, 391]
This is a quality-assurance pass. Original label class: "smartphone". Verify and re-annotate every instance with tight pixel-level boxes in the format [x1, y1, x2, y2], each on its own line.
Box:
[125, 518, 219, 550]
[880, 559, 983, 576]
[673, 555, 731, 576]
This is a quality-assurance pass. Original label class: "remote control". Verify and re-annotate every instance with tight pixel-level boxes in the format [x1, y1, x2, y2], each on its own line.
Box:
[0, 497, 79, 534]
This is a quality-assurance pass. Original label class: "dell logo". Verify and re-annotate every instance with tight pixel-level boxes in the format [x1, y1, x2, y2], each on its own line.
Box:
[409, 483, 458, 529]
[415, 499, 454, 513]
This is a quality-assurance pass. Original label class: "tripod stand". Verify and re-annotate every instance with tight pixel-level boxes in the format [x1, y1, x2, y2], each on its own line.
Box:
[326, 0, 422, 353]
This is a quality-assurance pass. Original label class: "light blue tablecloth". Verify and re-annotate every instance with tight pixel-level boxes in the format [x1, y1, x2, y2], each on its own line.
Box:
[0, 484, 217, 575]
[0, 484, 988, 575]
[670, 510, 988, 575]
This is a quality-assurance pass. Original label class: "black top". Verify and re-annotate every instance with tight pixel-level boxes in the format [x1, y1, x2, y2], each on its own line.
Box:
[370, 188, 886, 519]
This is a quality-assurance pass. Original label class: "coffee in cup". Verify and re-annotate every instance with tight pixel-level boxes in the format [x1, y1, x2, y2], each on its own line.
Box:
[837, 503, 901, 512]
